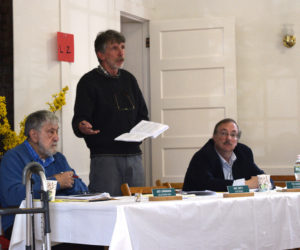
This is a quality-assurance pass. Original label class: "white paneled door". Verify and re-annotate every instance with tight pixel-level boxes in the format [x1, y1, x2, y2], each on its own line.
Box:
[150, 17, 237, 184]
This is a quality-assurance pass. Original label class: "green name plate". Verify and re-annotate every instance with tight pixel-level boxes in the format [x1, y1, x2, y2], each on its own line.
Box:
[294, 166, 300, 173]
[152, 188, 176, 197]
[286, 181, 300, 189]
[227, 185, 249, 193]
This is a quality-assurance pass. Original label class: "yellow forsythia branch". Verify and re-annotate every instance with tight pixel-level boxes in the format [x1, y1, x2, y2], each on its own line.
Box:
[0, 86, 69, 156]
[46, 86, 69, 113]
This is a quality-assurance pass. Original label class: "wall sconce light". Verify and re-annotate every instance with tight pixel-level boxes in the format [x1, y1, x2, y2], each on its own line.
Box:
[283, 35, 296, 48]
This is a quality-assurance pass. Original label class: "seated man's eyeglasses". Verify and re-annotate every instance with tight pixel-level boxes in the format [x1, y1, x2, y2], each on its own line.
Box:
[218, 131, 239, 139]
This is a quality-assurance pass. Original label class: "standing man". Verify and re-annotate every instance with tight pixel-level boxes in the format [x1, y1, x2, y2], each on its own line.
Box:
[72, 29, 149, 196]
[183, 118, 266, 192]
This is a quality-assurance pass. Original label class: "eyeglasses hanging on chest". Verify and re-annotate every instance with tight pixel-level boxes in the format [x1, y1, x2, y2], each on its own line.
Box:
[113, 91, 136, 111]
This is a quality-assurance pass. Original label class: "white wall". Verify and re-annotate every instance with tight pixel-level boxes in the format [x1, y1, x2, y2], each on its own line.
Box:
[13, 0, 300, 183]
[13, 0, 153, 184]
[151, 0, 300, 175]
[13, 0, 61, 127]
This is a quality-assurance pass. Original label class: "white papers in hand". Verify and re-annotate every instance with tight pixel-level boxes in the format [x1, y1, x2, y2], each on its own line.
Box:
[114, 133, 149, 142]
[114, 120, 169, 142]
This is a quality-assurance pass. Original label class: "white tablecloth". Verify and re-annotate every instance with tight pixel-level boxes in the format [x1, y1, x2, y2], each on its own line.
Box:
[9, 191, 300, 250]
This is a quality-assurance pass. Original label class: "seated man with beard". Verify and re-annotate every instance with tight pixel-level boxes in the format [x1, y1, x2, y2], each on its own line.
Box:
[0, 110, 93, 249]
[183, 118, 266, 192]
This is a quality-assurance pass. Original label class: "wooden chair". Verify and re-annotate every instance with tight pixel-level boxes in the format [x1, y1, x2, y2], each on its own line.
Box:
[121, 183, 171, 196]
[271, 175, 295, 187]
[155, 180, 183, 190]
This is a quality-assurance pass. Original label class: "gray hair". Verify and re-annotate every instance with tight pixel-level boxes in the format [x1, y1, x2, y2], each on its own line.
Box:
[94, 29, 125, 62]
[213, 118, 242, 139]
[24, 110, 58, 138]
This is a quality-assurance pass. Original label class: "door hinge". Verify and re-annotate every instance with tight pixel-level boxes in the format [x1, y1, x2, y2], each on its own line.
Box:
[146, 37, 150, 48]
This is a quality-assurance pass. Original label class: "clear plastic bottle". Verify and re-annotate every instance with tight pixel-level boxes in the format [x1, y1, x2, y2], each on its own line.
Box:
[294, 155, 300, 181]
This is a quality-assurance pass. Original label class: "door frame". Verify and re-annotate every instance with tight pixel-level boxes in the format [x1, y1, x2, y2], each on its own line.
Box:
[121, 12, 152, 185]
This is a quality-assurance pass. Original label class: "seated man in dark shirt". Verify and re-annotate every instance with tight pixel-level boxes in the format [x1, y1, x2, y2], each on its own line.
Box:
[183, 118, 266, 192]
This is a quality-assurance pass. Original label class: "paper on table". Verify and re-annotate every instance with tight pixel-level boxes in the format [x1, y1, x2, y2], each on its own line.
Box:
[56, 192, 111, 201]
[181, 190, 216, 196]
[114, 120, 169, 142]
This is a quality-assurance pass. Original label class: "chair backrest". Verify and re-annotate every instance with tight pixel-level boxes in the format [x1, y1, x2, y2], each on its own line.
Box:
[121, 183, 171, 196]
[167, 182, 183, 189]
[155, 179, 162, 186]
[155, 179, 183, 190]
[271, 175, 295, 187]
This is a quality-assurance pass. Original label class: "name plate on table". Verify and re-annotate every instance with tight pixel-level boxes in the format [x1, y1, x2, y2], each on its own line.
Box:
[284, 181, 300, 192]
[224, 185, 254, 198]
[149, 188, 182, 201]
[227, 185, 249, 193]
[152, 188, 176, 197]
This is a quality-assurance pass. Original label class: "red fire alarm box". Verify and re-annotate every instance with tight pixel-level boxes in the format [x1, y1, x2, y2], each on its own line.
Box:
[57, 32, 74, 62]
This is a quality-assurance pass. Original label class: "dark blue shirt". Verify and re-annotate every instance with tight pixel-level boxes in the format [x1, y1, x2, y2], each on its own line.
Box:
[0, 141, 88, 231]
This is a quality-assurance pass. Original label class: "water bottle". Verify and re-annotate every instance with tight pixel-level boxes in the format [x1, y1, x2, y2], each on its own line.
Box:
[294, 155, 300, 181]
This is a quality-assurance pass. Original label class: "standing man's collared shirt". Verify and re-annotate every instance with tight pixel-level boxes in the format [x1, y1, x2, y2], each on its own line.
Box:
[215, 150, 245, 186]
[98, 63, 120, 78]
[24, 140, 54, 168]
